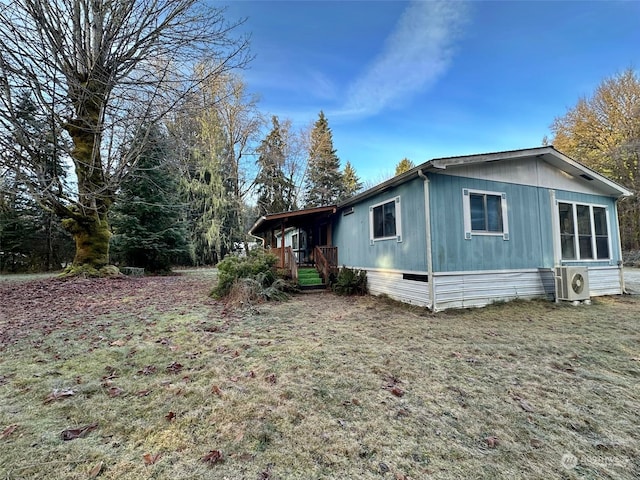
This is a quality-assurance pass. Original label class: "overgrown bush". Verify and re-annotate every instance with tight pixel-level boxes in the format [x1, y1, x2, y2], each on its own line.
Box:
[331, 266, 367, 295]
[226, 275, 291, 307]
[212, 248, 283, 300]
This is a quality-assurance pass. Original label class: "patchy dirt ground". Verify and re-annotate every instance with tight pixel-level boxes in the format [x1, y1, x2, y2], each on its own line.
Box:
[0, 273, 219, 349]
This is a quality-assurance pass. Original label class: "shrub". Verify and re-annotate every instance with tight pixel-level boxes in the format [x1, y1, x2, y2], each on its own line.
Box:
[331, 266, 367, 295]
[212, 248, 280, 299]
[226, 276, 291, 307]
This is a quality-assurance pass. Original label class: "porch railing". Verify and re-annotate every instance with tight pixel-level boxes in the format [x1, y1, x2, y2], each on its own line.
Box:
[270, 247, 284, 268]
[314, 245, 338, 283]
[285, 246, 298, 283]
[270, 246, 298, 283]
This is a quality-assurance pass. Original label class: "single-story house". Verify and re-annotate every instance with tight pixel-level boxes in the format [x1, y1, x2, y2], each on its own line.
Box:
[249, 146, 633, 310]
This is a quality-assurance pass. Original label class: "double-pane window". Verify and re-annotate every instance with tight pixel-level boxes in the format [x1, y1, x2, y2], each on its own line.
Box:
[470, 193, 503, 232]
[369, 197, 401, 242]
[373, 200, 396, 238]
[558, 202, 609, 260]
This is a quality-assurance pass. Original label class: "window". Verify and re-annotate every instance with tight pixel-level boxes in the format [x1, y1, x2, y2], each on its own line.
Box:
[292, 234, 298, 250]
[558, 202, 609, 260]
[470, 193, 503, 232]
[369, 196, 402, 242]
[463, 189, 509, 240]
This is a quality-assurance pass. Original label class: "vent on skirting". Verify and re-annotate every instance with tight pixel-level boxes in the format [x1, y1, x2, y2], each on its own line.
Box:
[403, 273, 428, 282]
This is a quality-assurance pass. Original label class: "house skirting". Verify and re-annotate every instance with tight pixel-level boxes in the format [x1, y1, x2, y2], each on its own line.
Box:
[354, 266, 623, 311]
[365, 268, 430, 307]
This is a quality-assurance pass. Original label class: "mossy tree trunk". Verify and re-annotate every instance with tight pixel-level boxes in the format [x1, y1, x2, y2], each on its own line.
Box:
[62, 215, 112, 272]
[60, 78, 114, 274]
[0, 0, 251, 276]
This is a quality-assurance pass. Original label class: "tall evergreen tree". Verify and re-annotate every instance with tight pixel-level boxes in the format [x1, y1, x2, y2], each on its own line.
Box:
[110, 125, 189, 272]
[341, 161, 363, 200]
[304, 111, 344, 207]
[395, 158, 415, 176]
[255, 116, 296, 215]
[0, 93, 73, 272]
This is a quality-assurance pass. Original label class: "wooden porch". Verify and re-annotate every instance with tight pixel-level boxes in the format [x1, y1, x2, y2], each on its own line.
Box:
[249, 205, 340, 289]
[271, 245, 338, 287]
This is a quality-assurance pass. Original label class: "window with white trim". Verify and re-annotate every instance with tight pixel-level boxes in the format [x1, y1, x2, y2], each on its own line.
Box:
[369, 196, 402, 243]
[558, 202, 610, 260]
[463, 189, 509, 240]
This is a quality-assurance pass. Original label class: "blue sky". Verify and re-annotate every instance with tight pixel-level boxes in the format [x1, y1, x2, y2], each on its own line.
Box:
[220, 0, 640, 183]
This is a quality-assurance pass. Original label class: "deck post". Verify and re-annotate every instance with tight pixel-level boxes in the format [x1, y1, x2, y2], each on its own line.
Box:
[280, 222, 285, 268]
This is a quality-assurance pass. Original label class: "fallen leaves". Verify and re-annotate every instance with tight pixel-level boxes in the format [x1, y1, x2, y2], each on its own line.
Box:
[165, 411, 176, 422]
[211, 385, 223, 396]
[265, 373, 277, 384]
[517, 398, 535, 413]
[530, 438, 543, 449]
[201, 449, 224, 465]
[389, 386, 405, 397]
[383, 375, 405, 397]
[60, 423, 98, 441]
[1, 424, 18, 439]
[43, 388, 74, 404]
[395, 474, 412, 480]
[485, 436, 500, 448]
[88, 461, 103, 478]
[257, 466, 272, 479]
[166, 361, 183, 374]
[107, 386, 124, 397]
[143, 453, 162, 465]
[138, 365, 157, 375]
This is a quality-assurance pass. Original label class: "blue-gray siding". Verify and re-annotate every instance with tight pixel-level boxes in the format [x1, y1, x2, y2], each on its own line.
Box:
[330, 168, 624, 309]
[333, 172, 622, 284]
[429, 173, 555, 272]
[333, 177, 427, 272]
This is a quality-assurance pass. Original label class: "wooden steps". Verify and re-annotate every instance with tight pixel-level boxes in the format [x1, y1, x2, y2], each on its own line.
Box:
[297, 267, 325, 290]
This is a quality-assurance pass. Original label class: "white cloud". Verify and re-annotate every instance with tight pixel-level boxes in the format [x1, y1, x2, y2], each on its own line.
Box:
[340, 0, 469, 118]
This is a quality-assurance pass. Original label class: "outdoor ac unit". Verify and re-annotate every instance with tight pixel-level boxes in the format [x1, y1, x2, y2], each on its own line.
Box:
[555, 266, 590, 301]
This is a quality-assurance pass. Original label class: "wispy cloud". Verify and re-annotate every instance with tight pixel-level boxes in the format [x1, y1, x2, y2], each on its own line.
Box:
[340, 0, 469, 118]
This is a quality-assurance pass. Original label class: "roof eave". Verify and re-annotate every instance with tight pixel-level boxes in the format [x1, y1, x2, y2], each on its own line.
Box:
[546, 148, 633, 198]
[339, 146, 633, 206]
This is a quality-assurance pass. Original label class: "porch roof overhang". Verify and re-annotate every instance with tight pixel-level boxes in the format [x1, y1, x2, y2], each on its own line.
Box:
[249, 205, 337, 238]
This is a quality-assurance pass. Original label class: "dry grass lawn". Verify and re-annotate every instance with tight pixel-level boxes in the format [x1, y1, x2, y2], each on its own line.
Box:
[0, 270, 638, 479]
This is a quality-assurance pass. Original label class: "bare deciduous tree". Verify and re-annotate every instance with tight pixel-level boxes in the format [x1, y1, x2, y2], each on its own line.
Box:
[0, 0, 250, 274]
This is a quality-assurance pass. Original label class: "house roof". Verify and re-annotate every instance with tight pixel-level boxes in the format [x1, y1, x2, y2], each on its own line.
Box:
[249, 147, 633, 238]
[249, 205, 337, 237]
[339, 146, 633, 207]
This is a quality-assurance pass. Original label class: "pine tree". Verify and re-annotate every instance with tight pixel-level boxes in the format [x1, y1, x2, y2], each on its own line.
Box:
[341, 161, 362, 200]
[110, 125, 189, 272]
[255, 116, 296, 215]
[304, 111, 344, 207]
[395, 158, 415, 176]
[0, 93, 73, 272]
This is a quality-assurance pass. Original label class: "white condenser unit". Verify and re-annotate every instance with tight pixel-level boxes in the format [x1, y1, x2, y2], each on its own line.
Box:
[555, 267, 590, 301]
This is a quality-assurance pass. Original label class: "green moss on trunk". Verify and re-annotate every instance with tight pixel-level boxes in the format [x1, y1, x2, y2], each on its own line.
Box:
[61, 216, 112, 275]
